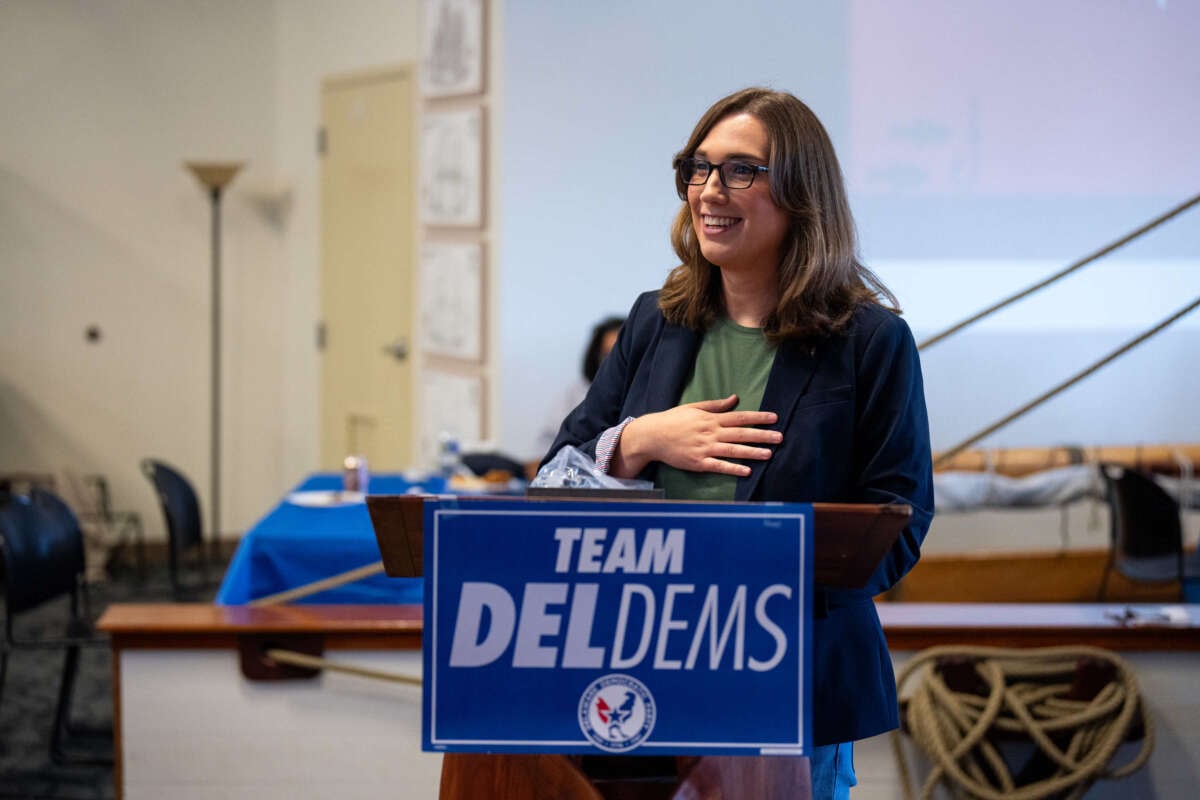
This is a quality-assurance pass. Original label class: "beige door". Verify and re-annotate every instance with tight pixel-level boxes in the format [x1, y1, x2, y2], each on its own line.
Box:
[319, 67, 416, 470]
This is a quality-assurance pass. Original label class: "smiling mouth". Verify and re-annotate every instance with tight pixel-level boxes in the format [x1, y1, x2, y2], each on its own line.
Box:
[701, 214, 740, 230]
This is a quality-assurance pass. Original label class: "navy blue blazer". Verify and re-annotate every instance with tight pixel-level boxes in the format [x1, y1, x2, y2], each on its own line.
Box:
[545, 290, 934, 745]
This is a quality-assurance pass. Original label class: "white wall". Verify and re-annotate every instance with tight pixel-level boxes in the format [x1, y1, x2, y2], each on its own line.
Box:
[497, 1, 849, 460]
[0, 1, 421, 541]
[0, 0, 282, 540]
[497, 1, 1200, 462]
[121, 649, 439, 799]
[2, 1, 1198, 547]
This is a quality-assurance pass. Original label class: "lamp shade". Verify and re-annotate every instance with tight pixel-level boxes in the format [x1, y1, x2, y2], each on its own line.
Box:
[185, 161, 244, 191]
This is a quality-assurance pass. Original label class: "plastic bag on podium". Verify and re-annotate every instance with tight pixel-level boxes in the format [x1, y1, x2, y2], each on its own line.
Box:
[530, 445, 654, 492]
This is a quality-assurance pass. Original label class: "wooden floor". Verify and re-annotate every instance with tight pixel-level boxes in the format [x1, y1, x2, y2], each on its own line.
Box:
[883, 547, 1183, 603]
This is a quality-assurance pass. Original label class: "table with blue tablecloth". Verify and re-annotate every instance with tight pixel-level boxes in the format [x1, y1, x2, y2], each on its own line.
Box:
[216, 473, 447, 605]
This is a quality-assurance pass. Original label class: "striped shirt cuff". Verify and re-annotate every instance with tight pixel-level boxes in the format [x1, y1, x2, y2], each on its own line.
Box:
[595, 416, 634, 473]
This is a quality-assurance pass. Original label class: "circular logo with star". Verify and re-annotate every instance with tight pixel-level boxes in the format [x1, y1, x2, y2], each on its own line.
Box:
[578, 674, 656, 752]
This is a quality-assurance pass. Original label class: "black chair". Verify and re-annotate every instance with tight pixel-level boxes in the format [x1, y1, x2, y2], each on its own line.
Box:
[0, 471, 57, 495]
[0, 488, 112, 765]
[140, 459, 211, 599]
[461, 451, 527, 479]
[1096, 464, 1186, 600]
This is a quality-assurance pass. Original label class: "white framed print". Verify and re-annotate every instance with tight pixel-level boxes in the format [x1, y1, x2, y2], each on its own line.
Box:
[421, 0, 485, 98]
[419, 106, 484, 227]
[420, 242, 483, 361]
[419, 370, 484, 469]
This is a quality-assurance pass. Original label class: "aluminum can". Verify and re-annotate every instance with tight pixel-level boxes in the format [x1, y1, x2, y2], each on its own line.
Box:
[343, 455, 369, 493]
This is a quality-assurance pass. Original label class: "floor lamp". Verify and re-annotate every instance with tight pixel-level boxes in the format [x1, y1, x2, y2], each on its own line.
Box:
[185, 161, 243, 560]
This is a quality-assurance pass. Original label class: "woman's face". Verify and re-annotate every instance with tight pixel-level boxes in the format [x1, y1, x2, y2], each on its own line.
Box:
[599, 329, 619, 361]
[688, 113, 789, 279]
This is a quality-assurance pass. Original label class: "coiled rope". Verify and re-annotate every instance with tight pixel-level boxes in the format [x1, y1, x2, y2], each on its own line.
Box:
[892, 645, 1153, 800]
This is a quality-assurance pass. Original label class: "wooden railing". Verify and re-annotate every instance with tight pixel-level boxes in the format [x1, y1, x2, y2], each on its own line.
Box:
[932, 443, 1200, 477]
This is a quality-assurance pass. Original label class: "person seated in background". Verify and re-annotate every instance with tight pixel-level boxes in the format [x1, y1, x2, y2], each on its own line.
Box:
[532, 315, 625, 462]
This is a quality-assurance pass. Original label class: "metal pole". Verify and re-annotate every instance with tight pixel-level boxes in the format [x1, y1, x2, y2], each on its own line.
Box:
[185, 161, 241, 561]
[933, 294, 1200, 468]
[918, 191, 1200, 351]
[210, 185, 222, 560]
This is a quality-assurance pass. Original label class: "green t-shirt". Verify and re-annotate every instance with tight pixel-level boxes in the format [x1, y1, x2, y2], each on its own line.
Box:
[657, 317, 778, 501]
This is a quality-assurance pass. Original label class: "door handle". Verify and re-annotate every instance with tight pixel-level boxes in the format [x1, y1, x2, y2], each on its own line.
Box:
[382, 338, 409, 361]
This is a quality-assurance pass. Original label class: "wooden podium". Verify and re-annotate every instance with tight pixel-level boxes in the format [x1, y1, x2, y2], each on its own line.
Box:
[367, 495, 910, 800]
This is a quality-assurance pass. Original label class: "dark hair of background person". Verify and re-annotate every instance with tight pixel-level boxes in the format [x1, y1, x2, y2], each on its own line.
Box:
[581, 316, 625, 383]
[659, 86, 899, 344]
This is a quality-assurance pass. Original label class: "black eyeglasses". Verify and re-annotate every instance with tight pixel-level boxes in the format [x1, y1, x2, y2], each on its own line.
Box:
[675, 157, 769, 190]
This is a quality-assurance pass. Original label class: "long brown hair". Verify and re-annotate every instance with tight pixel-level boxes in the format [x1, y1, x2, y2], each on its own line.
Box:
[660, 87, 898, 343]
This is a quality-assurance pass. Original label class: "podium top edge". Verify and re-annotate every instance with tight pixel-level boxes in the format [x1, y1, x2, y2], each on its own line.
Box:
[364, 494, 911, 516]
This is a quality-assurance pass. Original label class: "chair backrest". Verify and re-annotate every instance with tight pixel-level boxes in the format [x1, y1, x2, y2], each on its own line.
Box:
[63, 467, 117, 519]
[0, 488, 86, 615]
[62, 467, 102, 519]
[1100, 465, 1183, 561]
[0, 471, 57, 496]
[461, 451, 526, 479]
[140, 459, 203, 555]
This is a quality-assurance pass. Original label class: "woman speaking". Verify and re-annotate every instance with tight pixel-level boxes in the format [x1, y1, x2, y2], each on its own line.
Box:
[544, 87, 935, 798]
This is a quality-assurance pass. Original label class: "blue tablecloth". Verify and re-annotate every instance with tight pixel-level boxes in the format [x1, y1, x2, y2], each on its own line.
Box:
[216, 473, 444, 605]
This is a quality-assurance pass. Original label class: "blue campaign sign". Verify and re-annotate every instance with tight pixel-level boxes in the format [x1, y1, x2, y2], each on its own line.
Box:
[422, 498, 813, 755]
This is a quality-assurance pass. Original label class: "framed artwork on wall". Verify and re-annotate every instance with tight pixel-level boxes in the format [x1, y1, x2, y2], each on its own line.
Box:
[421, 0, 485, 98]
[420, 241, 483, 362]
[419, 106, 484, 227]
[419, 370, 484, 469]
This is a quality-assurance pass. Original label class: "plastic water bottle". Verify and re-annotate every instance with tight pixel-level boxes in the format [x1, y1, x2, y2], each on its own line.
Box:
[437, 432, 463, 479]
